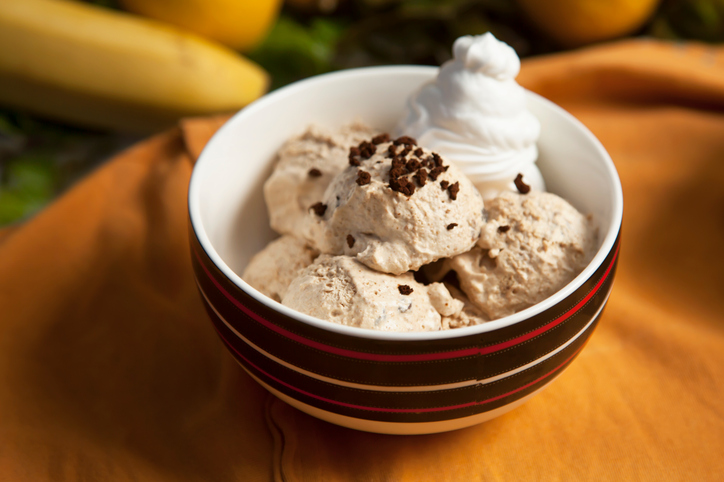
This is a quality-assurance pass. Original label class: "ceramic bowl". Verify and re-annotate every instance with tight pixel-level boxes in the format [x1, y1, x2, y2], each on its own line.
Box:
[188, 66, 623, 435]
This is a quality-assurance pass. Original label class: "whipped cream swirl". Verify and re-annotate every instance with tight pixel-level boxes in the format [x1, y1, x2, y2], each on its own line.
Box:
[397, 33, 545, 199]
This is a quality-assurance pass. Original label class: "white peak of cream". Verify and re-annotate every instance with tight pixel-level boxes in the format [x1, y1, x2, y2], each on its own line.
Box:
[398, 33, 545, 199]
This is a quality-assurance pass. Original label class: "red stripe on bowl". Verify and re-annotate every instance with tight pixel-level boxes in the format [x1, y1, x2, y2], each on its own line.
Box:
[215, 323, 584, 414]
[194, 241, 618, 363]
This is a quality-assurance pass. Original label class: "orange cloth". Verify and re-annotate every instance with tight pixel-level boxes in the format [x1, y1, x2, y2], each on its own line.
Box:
[1, 39, 723, 481]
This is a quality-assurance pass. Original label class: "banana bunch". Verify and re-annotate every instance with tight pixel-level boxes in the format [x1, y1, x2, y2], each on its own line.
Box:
[0, 0, 269, 133]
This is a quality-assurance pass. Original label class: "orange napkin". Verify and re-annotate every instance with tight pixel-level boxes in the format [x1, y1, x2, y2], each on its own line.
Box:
[1, 39, 723, 481]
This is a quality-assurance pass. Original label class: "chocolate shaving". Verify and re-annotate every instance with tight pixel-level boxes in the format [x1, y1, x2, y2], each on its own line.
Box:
[346, 234, 355, 248]
[405, 159, 421, 173]
[448, 182, 460, 200]
[358, 140, 377, 160]
[391, 156, 405, 169]
[387, 144, 397, 157]
[498, 225, 511, 233]
[400, 145, 413, 157]
[356, 170, 371, 186]
[389, 176, 416, 196]
[371, 133, 390, 144]
[393, 136, 417, 146]
[447, 223, 458, 230]
[414, 169, 428, 186]
[514, 173, 531, 194]
[429, 166, 446, 181]
[398, 284, 414, 295]
[414, 147, 423, 157]
[310, 202, 327, 216]
[389, 166, 406, 179]
[440, 180, 450, 190]
[308, 168, 322, 178]
[432, 152, 443, 167]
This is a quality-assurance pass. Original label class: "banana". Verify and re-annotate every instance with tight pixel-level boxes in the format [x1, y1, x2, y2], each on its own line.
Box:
[118, 0, 283, 52]
[0, 0, 269, 133]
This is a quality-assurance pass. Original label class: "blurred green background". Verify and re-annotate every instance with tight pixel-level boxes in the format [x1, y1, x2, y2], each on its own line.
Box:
[2, 0, 723, 226]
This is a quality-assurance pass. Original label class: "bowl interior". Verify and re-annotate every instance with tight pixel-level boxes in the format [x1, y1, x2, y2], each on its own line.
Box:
[189, 66, 622, 338]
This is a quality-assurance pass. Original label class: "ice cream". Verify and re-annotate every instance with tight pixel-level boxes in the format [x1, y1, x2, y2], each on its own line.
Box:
[242, 235, 320, 302]
[397, 33, 545, 199]
[311, 135, 484, 275]
[247, 129, 595, 329]
[282, 255, 473, 332]
[443, 191, 597, 319]
[263, 122, 377, 241]
[438, 284, 489, 330]
[242, 32, 599, 332]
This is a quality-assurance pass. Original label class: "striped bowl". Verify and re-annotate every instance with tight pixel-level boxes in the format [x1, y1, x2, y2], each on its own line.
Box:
[188, 66, 623, 435]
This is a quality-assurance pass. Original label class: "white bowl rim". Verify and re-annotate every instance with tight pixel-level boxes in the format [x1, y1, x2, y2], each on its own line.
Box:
[188, 65, 623, 342]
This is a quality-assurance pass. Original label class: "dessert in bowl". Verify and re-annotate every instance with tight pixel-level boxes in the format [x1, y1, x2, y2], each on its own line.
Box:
[188, 36, 622, 435]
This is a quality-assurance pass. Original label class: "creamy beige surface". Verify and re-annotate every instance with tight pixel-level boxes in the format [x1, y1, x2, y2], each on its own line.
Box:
[263, 122, 376, 240]
[446, 191, 597, 319]
[282, 255, 465, 332]
[314, 141, 484, 275]
[440, 283, 489, 329]
[241, 235, 319, 303]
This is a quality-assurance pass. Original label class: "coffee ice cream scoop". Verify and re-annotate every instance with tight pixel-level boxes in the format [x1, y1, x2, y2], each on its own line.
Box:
[283, 255, 469, 332]
[312, 136, 484, 275]
[445, 191, 597, 319]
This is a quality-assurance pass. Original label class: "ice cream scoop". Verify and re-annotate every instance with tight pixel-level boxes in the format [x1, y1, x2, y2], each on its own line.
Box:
[241, 235, 319, 302]
[445, 191, 597, 319]
[282, 255, 468, 332]
[398, 33, 545, 199]
[263, 122, 376, 241]
[312, 135, 484, 275]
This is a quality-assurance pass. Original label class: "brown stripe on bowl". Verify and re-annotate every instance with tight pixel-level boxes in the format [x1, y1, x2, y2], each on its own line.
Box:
[191, 228, 619, 389]
[205, 307, 596, 423]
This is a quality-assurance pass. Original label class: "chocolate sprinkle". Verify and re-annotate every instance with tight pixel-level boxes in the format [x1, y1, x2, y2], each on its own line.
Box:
[356, 170, 371, 186]
[448, 182, 460, 200]
[447, 223, 458, 230]
[440, 180, 450, 190]
[414, 169, 428, 186]
[498, 225, 511, 233]
[389, 176, 416, 196]
[371, 133, 390, 144]
[310, 202, 327, 216]
[389, 166, 406, 179]
[406, 159, 421, 172]
[358, 140, 377, 160]
[393, 136, 417, 146]
[428, 166, 446, 181]
[514, 173, 531, 194]
[432, 152, 443, 167]
[346, 234, 355, 248]
[308, 168, 322, 178]
[398, 284, 414, 295]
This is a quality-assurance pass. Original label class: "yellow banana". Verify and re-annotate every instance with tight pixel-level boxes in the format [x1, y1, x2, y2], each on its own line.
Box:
[118, 0, 283, 52]
[0, 0, 269, 133]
